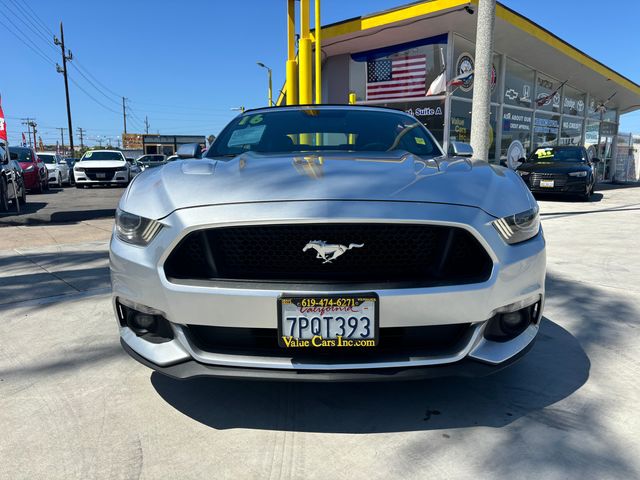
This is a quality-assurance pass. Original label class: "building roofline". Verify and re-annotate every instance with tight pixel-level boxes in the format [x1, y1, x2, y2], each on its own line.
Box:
[314, 0, 640, 97]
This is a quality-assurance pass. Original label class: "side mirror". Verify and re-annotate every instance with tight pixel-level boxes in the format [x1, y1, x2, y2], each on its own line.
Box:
[176, 143, 202, 159]
[448, 141, 474, 158]
[518, 157, 526, 163]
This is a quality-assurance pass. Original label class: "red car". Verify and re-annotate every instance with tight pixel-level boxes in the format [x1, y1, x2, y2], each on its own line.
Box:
[9, 146, 48, 193]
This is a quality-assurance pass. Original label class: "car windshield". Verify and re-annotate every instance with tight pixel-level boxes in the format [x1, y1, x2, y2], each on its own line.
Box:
[39, 154, 57, 164]
[81, 151, 124, 161]
[529, 147, 586, 163]
[9, 148, 33, 162]
[206, 108, 442, 158]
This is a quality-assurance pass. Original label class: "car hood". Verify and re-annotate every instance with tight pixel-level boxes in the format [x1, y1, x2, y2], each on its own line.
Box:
[44, 164, 59, 171]
[518, 161, 591, 174]
[76, 160, 126, 168]
[122, 151, 536, 220]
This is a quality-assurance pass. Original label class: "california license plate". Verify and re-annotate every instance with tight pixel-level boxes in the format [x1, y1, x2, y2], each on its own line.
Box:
[96, 173, 106, 179]
[278, 294, 378, 348]
[540, 179, 554, 188]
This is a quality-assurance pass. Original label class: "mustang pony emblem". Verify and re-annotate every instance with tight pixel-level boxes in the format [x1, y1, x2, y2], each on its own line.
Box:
[302, 240, 364, 264]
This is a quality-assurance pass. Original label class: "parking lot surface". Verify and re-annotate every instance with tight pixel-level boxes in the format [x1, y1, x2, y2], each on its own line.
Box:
[1, 184, 639, 479]
[0, 185, 122, 226]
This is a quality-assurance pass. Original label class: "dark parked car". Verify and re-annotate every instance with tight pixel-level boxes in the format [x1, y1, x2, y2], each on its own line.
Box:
[516, 146, 598, 200]
[1, 156, 27, 211]
[9, 146, 48, 193]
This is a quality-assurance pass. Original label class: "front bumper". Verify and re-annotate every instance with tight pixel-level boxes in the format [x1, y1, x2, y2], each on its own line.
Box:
[22, 170, 41, 189]
[111, 200, 546, 380]
[75, 170, 129, 184]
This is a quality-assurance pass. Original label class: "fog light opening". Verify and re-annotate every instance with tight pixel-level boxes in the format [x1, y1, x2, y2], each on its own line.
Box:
[484, 302, 539, 342]
[116, 299, 174, 343]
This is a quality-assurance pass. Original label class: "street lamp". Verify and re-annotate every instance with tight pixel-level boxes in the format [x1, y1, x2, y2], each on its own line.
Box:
[257, 62, 273, 107]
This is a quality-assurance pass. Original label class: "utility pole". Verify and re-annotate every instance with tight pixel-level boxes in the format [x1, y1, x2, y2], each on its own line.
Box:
[29, 121, 37, 149]
[469, 0, 496, 162]
[21, 118, 34, 147]
[144, 116, 149, 134]
[54, 22, 74, 157]
[77, 127, 85, 149]
[57, 127, 66, 151]
[122, 97, 127, 134]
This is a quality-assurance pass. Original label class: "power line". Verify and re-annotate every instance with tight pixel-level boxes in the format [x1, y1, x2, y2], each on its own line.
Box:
[67, 62, 121, 105]
[0, 14, 56, 66]
[2, 0, 57, 52]
[14, 0, 55, 37]
[67, 76, 120, 114]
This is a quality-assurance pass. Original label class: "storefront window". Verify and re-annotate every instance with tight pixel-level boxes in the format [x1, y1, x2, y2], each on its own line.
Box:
[560, 117, 584, 146]
[501, 107, 532, 169]
[449, 99, 497, 162]
[349, 35, 447, 103]
[535, 73, 561, 113]
[562, 85, 586, 117]
[503, 59, 534, 109]
[378, 99, 446, 144]
[533, 112, 560, 147]
[584, 119, 600, 159]
[452, 35, 499, 102]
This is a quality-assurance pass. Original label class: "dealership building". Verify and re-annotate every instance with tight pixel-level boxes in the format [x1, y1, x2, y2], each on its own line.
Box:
[312, 0, 640, 180]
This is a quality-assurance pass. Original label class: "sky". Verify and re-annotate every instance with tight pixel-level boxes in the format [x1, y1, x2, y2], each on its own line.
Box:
[2, 0, 639, 147]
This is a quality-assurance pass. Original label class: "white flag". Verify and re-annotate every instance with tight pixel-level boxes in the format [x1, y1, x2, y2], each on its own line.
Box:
[426, 71, 446, 96]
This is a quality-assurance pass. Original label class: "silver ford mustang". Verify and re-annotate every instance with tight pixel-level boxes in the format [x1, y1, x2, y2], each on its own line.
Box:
[110, 105, 546, 381]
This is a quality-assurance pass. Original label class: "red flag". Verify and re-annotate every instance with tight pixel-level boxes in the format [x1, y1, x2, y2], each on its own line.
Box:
[0, 95, 7, 143]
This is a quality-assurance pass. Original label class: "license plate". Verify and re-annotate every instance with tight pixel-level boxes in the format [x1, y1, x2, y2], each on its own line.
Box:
[278, 294, 378, 348]
[540, 179, 555, 187]
[96, 173, 106, 179]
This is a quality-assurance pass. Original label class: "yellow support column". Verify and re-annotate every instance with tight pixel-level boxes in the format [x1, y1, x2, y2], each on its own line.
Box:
[286, 0, 298, 105]
[298, 0, 312, 105]
[314, 0, 322, 104]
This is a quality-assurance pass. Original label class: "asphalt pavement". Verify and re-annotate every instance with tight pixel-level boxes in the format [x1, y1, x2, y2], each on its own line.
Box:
[1, 184, 639, 479]
[0, 184, 123, 226]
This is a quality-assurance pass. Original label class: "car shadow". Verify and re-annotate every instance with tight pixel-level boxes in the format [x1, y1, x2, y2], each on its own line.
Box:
[0, 201, 48, 219]
[534, 192, 603, 203]
[151, 317, 589, 434]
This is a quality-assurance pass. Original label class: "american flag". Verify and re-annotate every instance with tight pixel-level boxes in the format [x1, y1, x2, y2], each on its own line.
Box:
[366, 54, 427, 101]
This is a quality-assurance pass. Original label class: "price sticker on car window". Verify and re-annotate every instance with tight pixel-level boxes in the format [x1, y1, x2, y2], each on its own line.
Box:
[414, 137, 426, 145]
[227, 125, 266, 147]
[534, 148, 554, 159]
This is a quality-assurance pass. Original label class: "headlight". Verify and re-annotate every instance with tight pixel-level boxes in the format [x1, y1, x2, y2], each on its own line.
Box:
[116, 166, 128, 172]
[74, 167, 85, 172]
[516, 170, 530, 176]
[493, 206, 540, 244]
[23, 165, 35, 172]
[568, 171, 587, 177]
[115, 208, 163, 246]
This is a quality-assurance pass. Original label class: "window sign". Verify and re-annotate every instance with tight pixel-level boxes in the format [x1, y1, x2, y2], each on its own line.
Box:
[451, 35, 498, 101]
[560, 118, 584, 145]
[375, 99, 446, 144]
[449, 100, 497, 161]
[501, 108, 532, 169]
[535, 73, 561, 113]
[562, 85, 586, 116]
[504, 59, 534, 108]
[533, 113, 560, 147]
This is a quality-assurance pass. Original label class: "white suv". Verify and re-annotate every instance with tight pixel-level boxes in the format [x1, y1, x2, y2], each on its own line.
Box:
[74, 150, 138, 188]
